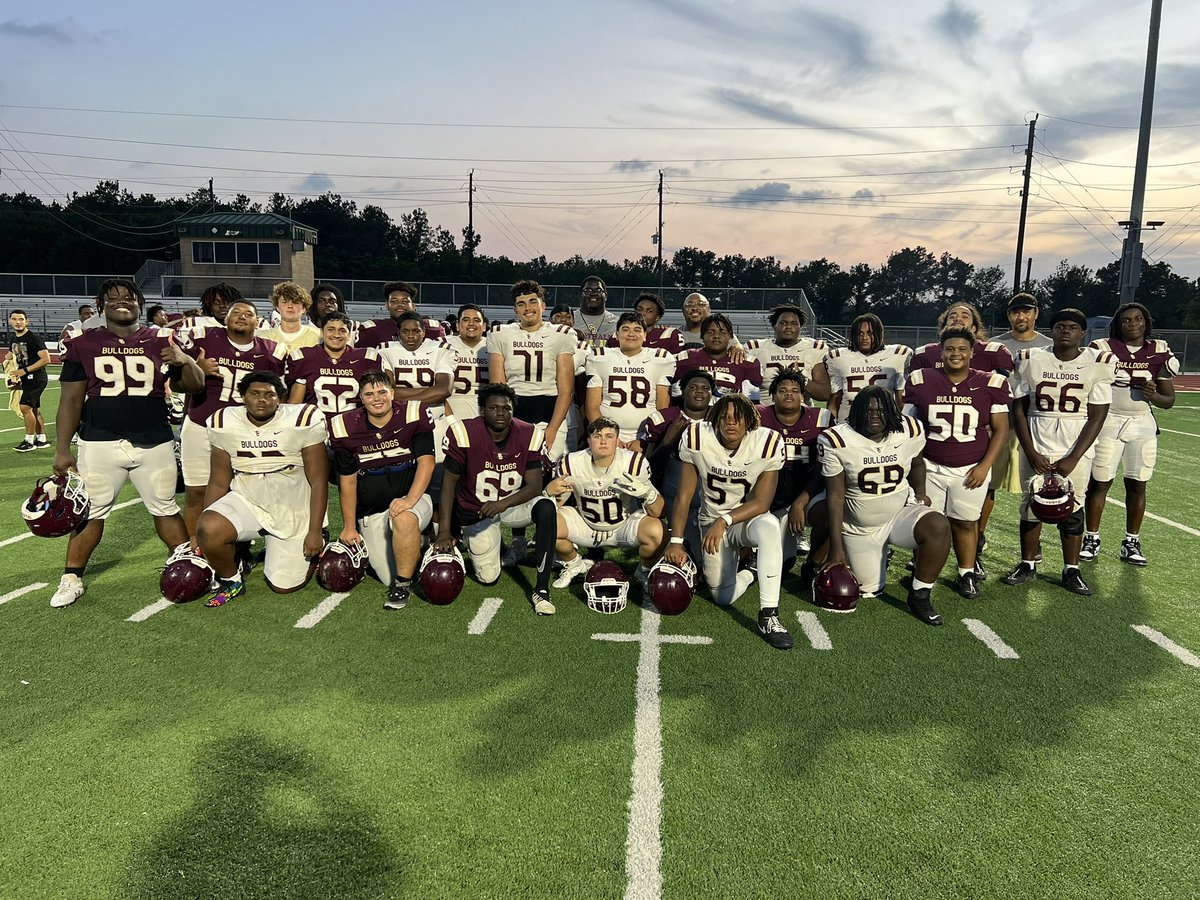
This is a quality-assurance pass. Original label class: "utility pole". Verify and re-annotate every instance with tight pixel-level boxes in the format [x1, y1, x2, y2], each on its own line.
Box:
[1119, 0, 1164, 305]
[656, 170, 664, 291]
[1024, 257, 1033, 291]
[1013, 115, 1037, 294]
[209, 178, 215, 211]
[467, 169, 475, 279]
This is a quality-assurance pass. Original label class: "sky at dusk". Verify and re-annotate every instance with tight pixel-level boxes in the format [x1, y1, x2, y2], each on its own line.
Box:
[2, 0, 1198, 280]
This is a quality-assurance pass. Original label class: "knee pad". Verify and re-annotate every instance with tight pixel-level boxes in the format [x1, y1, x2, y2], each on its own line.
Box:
[1058, 508, 1085, 536]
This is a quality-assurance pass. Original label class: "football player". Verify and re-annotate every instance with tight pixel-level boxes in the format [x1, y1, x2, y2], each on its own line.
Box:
[59, 303, 96, 344]
[177, 299, 289, 538]
[818, 386, 950, 625]
[7, 309, 52, 451]
[664, 393, 794, 649]
[812, 313, 910, 423]
[197, 372, 329, 606]
[434, 383, 560, 615]
[744, 305, 828, 406]
[903, 329, 1011, 598]
[673, 313, 762, 398]
[49, 279, 206, 608]
[908, 302, 1015, 374]
[575, 276, 619, 349]
[287, 314, 381, 418]
[545, 417, 666, 589]
[680, 292, 710, 346]
[606, 292, 686, 354]
[330, 371, 436, 609]
[1083, 303, 1179, 566]
[1003, 308, 1116, 596]
[442, 304, 490, 421]
[376, 311, 453, 411]
[584, 312, 674, 447]
[178, 283, 237, 331]
[355, 280, 445, 349]
[310, 283, 350, 331]
[256, 281, 321, 354]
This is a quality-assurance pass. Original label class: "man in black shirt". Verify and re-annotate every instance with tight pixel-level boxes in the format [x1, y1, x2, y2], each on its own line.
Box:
[7, 309, 52, 451]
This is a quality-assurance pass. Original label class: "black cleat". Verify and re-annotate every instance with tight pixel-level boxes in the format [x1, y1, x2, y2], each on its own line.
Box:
[973, 557, 987, 581]
[384, 581, 410, 610]
[956, 571, 981, 600]
[1002, 562, 1036, 586]
[757, 607, 794, 650]
[907, 588, 943, 626]
[1062, 568, 1092, 596]
[797, 559, 817, 595]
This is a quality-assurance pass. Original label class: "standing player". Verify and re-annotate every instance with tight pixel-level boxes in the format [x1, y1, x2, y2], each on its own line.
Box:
[664, 393, 794, 649]
[545, 417, 667, 589]
[287, 313, 381, 418]
[908, 302, 1014, 374]
[442, 303, 490, 420]
[1003, 308, 1116, 596]
[59, 304, 96, 344]
[584, 312, 673, 447]
[377, 311, 453, 410]
[49, 279, 206, 608]
[575, 276, 619, 349]
[310, 284, 349, 329]
[179, 283, 239, 331]
[818, 386, 950, 625]
[355, 280, 445, 349]
[197, 372, 329, 606]
[745, 305, 828, 405]
[178, 299, 290, 538]
[673, 313, 762, 397]
[814, 313, 910, 423]
[1083, 303, 1179, 566]
[330, 371, 436, 609]
[433, 384, 560, 614]
[7, 309, 52, 451]
[680, 292, 710, 346]
[257, 281, 321, 354]
[903, 329, 1011, 598]
[607, 293, 686, 354]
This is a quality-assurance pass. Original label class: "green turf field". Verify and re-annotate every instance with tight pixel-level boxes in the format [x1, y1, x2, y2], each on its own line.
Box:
[1, 378, 1198, 899]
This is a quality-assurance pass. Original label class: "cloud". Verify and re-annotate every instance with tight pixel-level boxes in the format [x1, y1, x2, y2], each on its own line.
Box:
[852, 188, 882, 203]
[612, 159, 654, 173]
[726, 182, 836, 205]
[709, 87, 834, 129]
[932, 2, 981, 47]
[0, 18, 88, 44]
[791, 8, 878, 72]
[299, 172, 335, 192]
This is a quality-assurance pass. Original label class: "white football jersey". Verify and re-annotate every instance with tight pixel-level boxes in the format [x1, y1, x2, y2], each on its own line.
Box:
[442, 335, 490, 420]
[206, 403, 328, 538]
[678, 422, 785, 525]
[486, 322, 576, 397]
[556, 447, 653, 532]
[824, 344, 912, 423]
[255, 322, 321, 354]
[585, 346, 675, 440]
[1011, 347, 1116, 421]
[745, 337, 829, 404]
[818, 416, 925, 534]
[378, 338, 454, 391]
[1088, 338, 1179, 417]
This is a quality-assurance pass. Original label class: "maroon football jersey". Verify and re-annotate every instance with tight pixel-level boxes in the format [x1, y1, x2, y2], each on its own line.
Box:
[674, 348, 762, 394]
[354, 316, 445, 349]
[443, 416, 545, 518]
[903, 367, 1011, 467]
[757, 404, 834, 508]
[60, 325, 177, 446]
[909, 341, 1015, 375]
[179, 327, 289, 426]
[606, 324, 686, 355]
[289, 345, 381, 417]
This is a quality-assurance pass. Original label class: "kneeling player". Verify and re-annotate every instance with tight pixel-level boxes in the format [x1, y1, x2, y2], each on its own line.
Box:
[545, 417, 667, 590]
[664, 393, 794, 649]
[433, 383, 559, 615]
[197, 372, 329, 606]
[330, 371, 436, 609]
[818, 386, 950, 625]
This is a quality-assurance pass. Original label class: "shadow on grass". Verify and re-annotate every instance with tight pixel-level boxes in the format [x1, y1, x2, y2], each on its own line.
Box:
[122, 731, 399, 900]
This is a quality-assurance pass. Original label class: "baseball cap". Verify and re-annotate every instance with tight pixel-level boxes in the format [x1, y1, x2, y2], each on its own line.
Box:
[550, 302, 573, 316]
[1049, 308, 1088, 329]
[1008, 293, 1038, 310]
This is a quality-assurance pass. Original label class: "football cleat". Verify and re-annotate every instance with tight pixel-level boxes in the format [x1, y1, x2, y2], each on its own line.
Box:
[530, 589, 556, 616]
[647, 556, 697, 616]
[384, 581, 411, 611]
[419, 544, 466, 605]
[160, 543, 217, 603]
[1002, 562, 1037, 585]
[316, 540, 369, 592]
[22, 472, 90, 538]
[907, 588, 944, 626]
[1028, 472, 1076, 525]
[205, 578, 246, 608]
[552, 554, 593, 589]
[973, 557, 987, 580]
[757, 607, 795, 650]
[1079, 534, 1100, 561]
[1062, 568, 1092, 596]
[812, 563, 861, 613]
[956, 571, 980, 600]
[1119, 536, 1147, 567]
[49, 574, 85, 609]
[14, 440, 36, 452]
[583, 560, 630, 614]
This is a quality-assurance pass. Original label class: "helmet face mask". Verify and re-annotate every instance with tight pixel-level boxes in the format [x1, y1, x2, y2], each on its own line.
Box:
[647, 556, 696, 615]
[419, 544, 466, 605]
[22, 472, 90, 538]
[1028, 472, 1075, 525]
[813, 562, 860, 613]
[317, 541, 369, 592]
[584, 560, 630, 614]
[160, 544, 217, 603]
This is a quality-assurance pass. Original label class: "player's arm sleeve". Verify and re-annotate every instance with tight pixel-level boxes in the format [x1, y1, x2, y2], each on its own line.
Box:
[334, 448, 360, 477]
[59, 359, 87, 381]
[412, 430, 435, 459]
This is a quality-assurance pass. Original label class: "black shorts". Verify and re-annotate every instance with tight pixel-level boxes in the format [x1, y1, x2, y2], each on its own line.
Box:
[514, 394, 557, 424]
[19, 378, 47, 410]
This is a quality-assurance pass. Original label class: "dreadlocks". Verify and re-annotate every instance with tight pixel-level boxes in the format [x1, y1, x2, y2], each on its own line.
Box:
[1110, 302, 1155, 342]
[708, 392, 760, 433]
[848, 385, 904, 437]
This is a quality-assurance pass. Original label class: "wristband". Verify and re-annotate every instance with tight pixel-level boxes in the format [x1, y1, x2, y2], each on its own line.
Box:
[669, 537, 685, 544]
[720, 512, 734, 527]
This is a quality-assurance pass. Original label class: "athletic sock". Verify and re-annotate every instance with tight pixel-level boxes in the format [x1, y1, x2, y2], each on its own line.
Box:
[911, 578, 935, 592]
[957, 567, 973, 577]
[1064, 564, 1079, 573]
[1021, 559, 1038, 569]
[36, 433, 47, 442]
[64, 567, 85, 577]
[1085, 531, 1100, 540]
[1125, 532, 1140, 541]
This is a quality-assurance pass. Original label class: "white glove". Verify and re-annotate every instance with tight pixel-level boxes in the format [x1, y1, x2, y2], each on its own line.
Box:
[612, 472, 652, 500]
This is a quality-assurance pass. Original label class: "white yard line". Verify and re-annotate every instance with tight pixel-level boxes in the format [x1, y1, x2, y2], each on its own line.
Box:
[962, 618, 1021, 659]
[126, 598, 173, 622]
[467, 597, 503, 635]
[294, 593, 350, 629]
[1131, 625, 1200, 668]
[1106, 498, 1200, 538]
[795, 611, 833, 650]
[1158, 427, 1200, 437]
[0, 498, 143, 550]
[0, 582, 49, 606]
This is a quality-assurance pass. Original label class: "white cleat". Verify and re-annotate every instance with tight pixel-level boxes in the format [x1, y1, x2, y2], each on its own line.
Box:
[50, 574, 85, 608]
[552, 555, 593, 589]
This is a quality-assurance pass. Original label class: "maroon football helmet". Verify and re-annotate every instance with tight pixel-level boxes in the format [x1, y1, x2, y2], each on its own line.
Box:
[584, 560, 630, 614]
[161, 543, 217, 603]
[1028, 472, 1075, 525]
[648, 556, 696, 616]
[813, 563, 860, 613]
[316, 541, 369, 592]
[419, 544, 465, 605]
[22, 472, 90, 538]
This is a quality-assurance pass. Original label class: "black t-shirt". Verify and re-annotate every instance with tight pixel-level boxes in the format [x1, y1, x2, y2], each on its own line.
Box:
[10, 331, 49, 383]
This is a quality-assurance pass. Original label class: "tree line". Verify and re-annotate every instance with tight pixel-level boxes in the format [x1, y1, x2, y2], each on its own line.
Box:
[2, 181, 1199, 328]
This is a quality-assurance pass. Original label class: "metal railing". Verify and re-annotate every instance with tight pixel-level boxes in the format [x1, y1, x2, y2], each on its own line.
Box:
[0, 272, 131, 297]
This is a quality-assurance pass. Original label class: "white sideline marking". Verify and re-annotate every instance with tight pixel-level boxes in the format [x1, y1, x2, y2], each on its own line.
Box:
[962, 618, 1020, 659]
[294, 593, 350, 629]
[1131, 625, 1200, 669]
[795, 611, 832, 650]
[467, 597, 503, 635]
[0, 497, 144, 550]
[126, 598, 173, 622]
[1159, 427, 1200, 437]
[593, 609, 710, 900]
[1105, 498, 1200, 538]
[0, 582, 49, 606]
